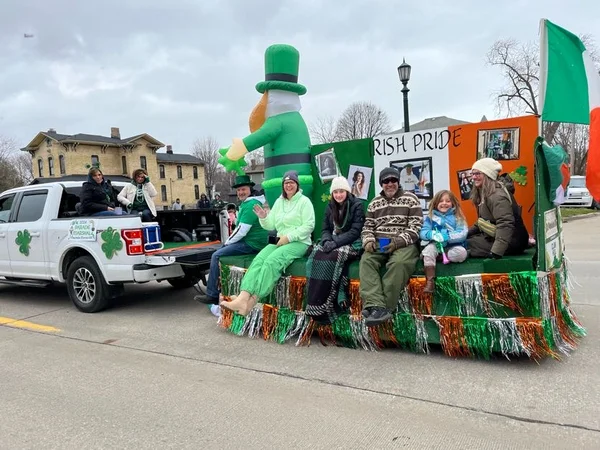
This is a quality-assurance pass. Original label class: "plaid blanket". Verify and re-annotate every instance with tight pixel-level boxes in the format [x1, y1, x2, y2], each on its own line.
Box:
[305, 241, 362, 325]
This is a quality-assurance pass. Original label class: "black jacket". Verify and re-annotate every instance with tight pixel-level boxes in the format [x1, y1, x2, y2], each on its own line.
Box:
[80, 177, 118, 214]
[321, 194, 365, 248]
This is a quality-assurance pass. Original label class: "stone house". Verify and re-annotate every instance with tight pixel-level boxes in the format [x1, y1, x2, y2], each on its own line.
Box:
[21, 127, 207, 210]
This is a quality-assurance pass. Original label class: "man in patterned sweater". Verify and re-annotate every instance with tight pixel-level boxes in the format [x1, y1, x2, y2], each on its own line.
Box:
[359, 167, 423, 327]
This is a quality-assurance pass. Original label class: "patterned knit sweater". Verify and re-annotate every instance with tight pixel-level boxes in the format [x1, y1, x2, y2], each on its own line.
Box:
[361, 189, 423, 248]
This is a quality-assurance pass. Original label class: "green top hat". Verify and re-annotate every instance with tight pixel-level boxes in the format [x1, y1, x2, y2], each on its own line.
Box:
[232, 174, 256, 189]
[255, 44, 307, 96]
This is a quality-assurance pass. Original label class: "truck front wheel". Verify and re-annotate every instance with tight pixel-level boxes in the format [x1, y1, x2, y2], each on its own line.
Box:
[66, 256, 111, 313]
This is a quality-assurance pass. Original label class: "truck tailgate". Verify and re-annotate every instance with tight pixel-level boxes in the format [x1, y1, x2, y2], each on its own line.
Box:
[145, 241, 221, 266]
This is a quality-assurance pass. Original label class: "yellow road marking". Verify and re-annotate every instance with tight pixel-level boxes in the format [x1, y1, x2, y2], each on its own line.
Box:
[0, 316, 61, 333]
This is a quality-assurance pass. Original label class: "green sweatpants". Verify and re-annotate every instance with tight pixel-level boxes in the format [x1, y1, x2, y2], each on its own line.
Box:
[240, 242, 309, 299]
[359, 245, 419, 310]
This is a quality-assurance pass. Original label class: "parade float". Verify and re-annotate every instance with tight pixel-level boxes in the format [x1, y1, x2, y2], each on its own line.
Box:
[214, 43, 586, 360]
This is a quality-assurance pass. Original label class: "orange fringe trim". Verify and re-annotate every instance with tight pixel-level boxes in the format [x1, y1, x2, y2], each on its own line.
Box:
[220, 308, 234, 329]
[482, 274, 522, 315]
[436, 316, 471, 358]
[317, 324, 336, 346]
[515, 318, 558, 360]
[297, 318, 315, 346]
[348, 280, 362, 318]
[289, 276, 306, 311]
[408, 277, 433, 316]
[262, 304, 278, 341]
[369, 326, 385, 349]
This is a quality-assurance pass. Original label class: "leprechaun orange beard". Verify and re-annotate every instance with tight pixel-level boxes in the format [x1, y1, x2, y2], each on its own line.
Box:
[249, 92, 268, 132]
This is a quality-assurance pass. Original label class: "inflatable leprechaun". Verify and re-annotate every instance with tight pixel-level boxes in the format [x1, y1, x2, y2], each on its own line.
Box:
[218, 44, 313, 207]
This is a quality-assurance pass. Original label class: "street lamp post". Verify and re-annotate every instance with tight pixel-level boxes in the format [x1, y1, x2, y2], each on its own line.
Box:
[397, 58, 412, 132]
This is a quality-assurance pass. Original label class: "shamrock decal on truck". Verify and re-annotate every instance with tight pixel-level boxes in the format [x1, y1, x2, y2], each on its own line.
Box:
[15, 229, 32, 256]
[100, 227, 123, 260]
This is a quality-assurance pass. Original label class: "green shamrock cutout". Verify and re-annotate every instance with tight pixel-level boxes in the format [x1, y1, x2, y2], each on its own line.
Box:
[321, 193, 332, 203]
[15, 229, 32, 256]
[100, 227, 123, 260]
[510, 166, 528, 186]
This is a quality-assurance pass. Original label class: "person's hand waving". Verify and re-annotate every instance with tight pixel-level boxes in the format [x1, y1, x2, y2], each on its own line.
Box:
[253, 204, 268, 219]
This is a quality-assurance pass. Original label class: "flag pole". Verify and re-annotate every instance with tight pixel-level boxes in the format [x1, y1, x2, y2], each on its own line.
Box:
[538, 18, 548, 139]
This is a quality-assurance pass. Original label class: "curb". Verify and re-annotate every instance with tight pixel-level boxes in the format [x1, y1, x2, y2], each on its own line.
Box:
[562, 211, 600, 223]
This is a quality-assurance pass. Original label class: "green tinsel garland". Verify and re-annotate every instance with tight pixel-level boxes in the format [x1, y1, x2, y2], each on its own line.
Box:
[542, 318, 557, 351]
[274, 308, 297, 344]
[463, 318, 492, 360]
[229, 312, 246, 336]
[509, 272, 540, 316]
[392, 313, 418, 352]
[220, 264, 231, 296]
[554, 272, 586, 337]
[331, 315, 357, 349]
[434, 276, 464, 316]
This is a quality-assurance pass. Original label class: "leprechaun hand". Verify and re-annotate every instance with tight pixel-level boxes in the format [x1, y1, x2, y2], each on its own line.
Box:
[218, 147, 247, 175]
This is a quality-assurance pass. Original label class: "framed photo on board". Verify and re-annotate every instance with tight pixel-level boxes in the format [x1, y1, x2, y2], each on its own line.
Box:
[477, 128, 520, 160]
[389, 157, 433, 199]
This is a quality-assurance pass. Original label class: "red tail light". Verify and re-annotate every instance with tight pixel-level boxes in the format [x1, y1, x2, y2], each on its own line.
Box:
[121, 229, 144, 255]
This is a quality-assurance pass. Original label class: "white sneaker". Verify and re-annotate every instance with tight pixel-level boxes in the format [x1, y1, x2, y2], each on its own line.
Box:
[209, 304, 221, 318]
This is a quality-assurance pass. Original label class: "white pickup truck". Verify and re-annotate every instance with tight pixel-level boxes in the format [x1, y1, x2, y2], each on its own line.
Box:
[0, 181, 219, 312]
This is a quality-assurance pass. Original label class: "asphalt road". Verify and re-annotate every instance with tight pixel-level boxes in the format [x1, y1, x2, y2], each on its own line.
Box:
[0, 218, 599, 449]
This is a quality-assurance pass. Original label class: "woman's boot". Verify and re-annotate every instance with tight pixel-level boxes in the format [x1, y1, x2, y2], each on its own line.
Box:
[423, 265, 436, 293]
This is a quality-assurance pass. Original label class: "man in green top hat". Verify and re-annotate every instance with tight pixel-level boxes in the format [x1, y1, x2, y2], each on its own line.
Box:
[194, 174, 269, 305]
[218, 43, 313, 208]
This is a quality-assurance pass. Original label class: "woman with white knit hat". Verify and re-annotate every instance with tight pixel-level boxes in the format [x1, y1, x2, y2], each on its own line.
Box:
[305, 176, 365, 324]
[467, 158, 529, 258]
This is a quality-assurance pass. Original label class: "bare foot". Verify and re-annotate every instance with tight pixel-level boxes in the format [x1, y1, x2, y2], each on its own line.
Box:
[238, 295, 258, 316]
[220, 292, 249, 314]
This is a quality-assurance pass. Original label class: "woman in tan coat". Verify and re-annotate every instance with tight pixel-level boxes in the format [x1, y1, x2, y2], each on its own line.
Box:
[467, 158, 529, 258]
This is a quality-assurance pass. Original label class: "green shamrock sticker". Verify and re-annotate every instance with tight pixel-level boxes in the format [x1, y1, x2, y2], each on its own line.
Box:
[100, 227, 123, 260]
[510, 166, 528, 186]
[15, 229, 32, 256]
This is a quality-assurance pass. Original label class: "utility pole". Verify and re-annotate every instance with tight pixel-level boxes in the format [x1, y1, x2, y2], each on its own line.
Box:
[570, 123, 576, 175]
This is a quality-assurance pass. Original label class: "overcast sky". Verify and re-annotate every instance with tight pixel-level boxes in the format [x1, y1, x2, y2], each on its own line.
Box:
[1, 0, 599, 154]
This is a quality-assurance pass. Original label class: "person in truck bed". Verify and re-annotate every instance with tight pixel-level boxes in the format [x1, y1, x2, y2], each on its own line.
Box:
[80, 167, 119, 216]
[117, 168, 158, 222]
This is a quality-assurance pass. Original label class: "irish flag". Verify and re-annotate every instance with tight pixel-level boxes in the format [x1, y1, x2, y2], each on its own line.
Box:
[539, 19, 600, 199]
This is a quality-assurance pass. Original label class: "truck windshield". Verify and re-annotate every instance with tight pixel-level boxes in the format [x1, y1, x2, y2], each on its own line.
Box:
[569, 178, 586, 188]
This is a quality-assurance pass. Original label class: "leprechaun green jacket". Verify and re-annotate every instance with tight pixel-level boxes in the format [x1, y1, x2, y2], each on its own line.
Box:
[259, 190, 315, 246]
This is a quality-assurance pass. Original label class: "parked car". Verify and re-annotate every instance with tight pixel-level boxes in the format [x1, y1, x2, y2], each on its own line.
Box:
[562, 175, 593, 208]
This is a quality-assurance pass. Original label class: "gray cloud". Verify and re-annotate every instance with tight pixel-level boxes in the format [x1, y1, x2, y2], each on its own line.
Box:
[1, 0, 598, 153]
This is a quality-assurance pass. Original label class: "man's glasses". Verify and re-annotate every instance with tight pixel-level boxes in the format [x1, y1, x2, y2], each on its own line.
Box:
[382, 178, 399, 184]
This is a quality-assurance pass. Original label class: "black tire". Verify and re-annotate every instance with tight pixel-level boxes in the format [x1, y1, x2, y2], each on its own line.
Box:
[167, 273, 201, 289]
[66, 256, 111, 313]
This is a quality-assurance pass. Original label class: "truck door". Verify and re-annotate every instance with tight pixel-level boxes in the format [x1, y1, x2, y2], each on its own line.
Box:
[0, 193, 16, 275]
[7, 189, 49, 279]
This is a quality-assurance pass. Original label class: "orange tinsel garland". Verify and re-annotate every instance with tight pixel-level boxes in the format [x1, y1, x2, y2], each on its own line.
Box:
[515, 318, 558, 360]
[436, 316, 471, 358]
[482, 274, 522, 315]
[262, 304, 278, 341]
[407, 278, 433, 316]
[219, 308, 234, 329]
[289, 276, 307, 311]
[317, 324, 336, 346]
[348, 280, 362, 318]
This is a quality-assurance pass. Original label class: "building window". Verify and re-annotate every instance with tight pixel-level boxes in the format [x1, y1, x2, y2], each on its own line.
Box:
[37, 159, 43, 177]
[193, 166, 198, 179]
[177, 165, 183, 179]
[140, 156, 147, 170]
[159, 165, 165, 179]
[91, 155, 99, 168]
[122, 156, 127, 174]
[161, 185, 167, 201]
[48, 157, 54, 176]
[59, 155, 66, 174]
[194, 185, 199, 200]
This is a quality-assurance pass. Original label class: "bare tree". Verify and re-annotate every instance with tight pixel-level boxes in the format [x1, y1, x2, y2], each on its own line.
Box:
[334, 101, 391, 141]
[553, 124, 590, 174]
[0, 136, 31, 191]
[309, 115, 340, 144]
[487, 35, 599, 144]
[190, 136, 221, 193]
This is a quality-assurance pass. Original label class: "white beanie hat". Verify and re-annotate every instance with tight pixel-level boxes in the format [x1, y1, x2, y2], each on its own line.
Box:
[472, 158, 502, 180]
[330, 176, 351, 194]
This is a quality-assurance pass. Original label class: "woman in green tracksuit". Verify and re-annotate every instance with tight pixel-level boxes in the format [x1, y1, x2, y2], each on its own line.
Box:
[220, 171, 315, 316]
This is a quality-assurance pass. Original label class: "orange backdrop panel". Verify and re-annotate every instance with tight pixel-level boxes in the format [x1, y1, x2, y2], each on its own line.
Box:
[447, 115, 538, 233]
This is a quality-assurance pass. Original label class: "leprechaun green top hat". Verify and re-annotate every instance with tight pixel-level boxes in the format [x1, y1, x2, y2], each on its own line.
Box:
[255, 44, 307, 96]
[231, 174, 256, 189]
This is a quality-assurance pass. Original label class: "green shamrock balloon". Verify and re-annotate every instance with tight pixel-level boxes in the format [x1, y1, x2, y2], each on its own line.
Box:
[15, 229, 32, 256]
[100, 227, 123, 260]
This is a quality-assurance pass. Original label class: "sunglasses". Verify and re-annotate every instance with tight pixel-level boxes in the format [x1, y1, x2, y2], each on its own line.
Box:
[382, 178, 399, 184]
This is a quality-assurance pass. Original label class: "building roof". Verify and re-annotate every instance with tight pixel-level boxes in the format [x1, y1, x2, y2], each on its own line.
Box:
[21, 130, 164, 151]
[389, 116, 471, 134]
[156, 153, 204, 165]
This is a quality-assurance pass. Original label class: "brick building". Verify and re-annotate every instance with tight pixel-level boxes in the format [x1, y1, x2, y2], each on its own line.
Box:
[21, 127, 207, 210]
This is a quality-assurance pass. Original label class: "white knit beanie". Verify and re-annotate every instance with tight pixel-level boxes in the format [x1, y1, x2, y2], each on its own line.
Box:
[472, 158, 502, 180]
[330, 176, 351, 194]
